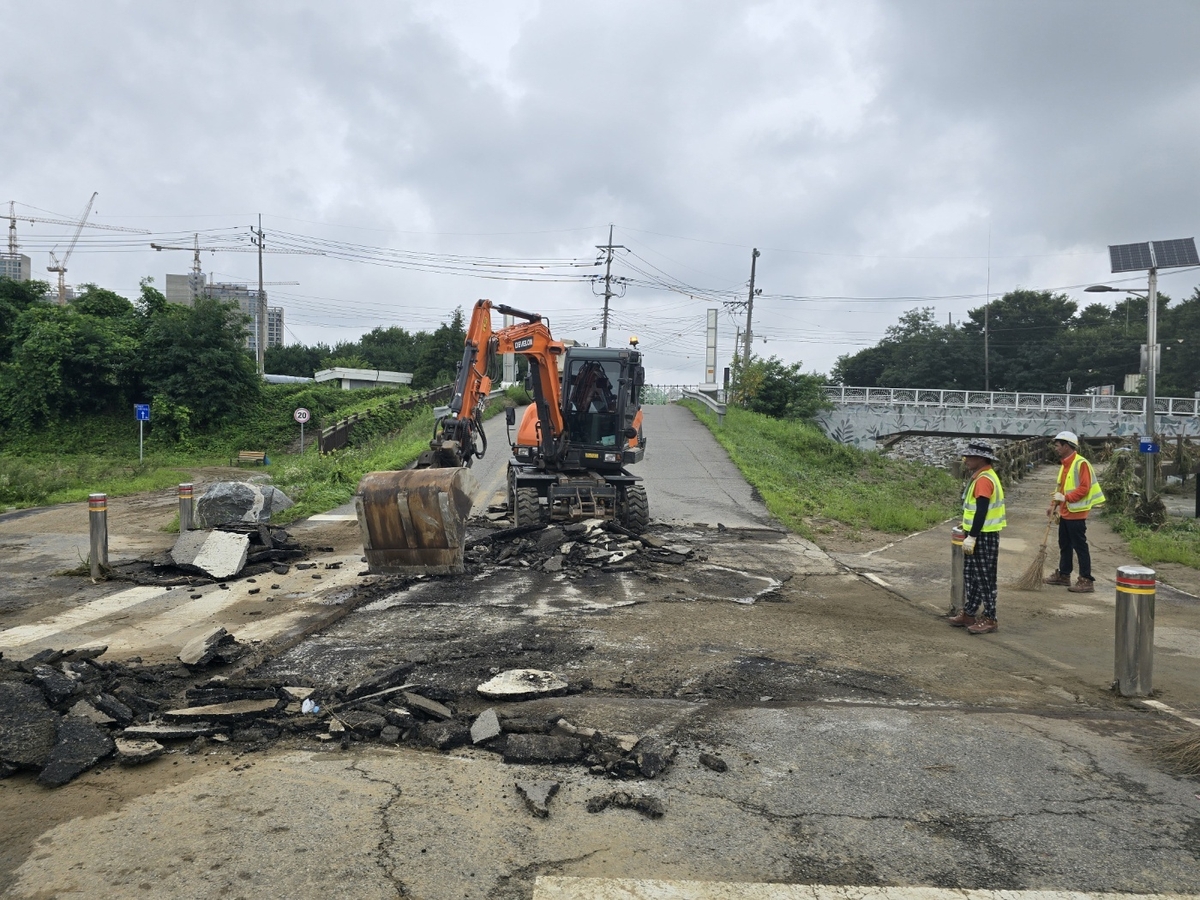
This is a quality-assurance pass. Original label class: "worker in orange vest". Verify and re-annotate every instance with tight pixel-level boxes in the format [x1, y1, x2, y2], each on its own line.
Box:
[1044, 430, 1105, 593]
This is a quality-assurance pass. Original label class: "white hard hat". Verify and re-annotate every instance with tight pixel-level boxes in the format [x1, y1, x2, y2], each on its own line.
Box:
[1054, 431, 1078, 446]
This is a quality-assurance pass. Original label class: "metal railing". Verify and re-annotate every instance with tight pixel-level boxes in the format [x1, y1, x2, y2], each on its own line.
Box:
[822, 386, 1200, 417]
[318, 383, 455, 454]
[679, 386, 727, 425]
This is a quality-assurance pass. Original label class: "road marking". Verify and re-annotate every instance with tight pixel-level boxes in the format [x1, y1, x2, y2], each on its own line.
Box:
[533, 878, 1198, 900]
[308, 514, 357, 522]
[0, 586, 168, 649]
[862, 572, 890, 588]
[1139, 699, 1200, 729]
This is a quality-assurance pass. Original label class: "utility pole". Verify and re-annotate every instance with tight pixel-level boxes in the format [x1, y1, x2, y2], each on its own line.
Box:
[252, 215, 266, 376]
[742, 248, 760, 368]
[595, 224, 625, 348]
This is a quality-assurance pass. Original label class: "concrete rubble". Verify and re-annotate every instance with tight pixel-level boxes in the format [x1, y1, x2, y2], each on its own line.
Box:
[170, 530, 250, 579]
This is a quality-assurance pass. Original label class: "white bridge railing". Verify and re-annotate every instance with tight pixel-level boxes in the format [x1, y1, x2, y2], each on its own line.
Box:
[822, 386, 1200, 417]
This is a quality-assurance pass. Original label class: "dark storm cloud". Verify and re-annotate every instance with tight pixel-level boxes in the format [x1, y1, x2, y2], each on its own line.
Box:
[3, 1, 1198, 379]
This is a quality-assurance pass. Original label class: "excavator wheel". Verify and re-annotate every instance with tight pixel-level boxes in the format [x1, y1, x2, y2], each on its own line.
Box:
[513, 487, 543, 527]
[621, 485, 649, 533]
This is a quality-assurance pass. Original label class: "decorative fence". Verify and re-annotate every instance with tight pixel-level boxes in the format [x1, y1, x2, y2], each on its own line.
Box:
[822, 386, 1200, 417]
[817, 386, 1200, 449]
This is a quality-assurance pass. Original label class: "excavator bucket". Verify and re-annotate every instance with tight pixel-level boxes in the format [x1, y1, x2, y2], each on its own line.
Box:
[355, 468, 479, 575]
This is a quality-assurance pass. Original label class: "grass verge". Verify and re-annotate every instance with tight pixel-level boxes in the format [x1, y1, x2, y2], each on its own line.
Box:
[1106, 512, 1200, 569]
[681, 401, 959, 540]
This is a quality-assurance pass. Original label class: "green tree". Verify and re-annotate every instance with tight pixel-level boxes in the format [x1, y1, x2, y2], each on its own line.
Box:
[140, 299, 260, 429]
[1159, 287, 1200, 396]
[412, 307, 466, 388]
[0, 298, 140, 427]
[0, 277, 51, 364]
[734, 355, 827, 419]
[265, 343, 331, 378]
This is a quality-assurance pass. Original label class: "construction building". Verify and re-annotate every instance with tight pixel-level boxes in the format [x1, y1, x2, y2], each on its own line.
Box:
[165, 272, 285, 353]
[0, 253, 31, 282]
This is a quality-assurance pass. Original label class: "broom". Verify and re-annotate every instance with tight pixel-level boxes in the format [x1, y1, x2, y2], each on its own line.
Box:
[1011, 502, 1058, 591]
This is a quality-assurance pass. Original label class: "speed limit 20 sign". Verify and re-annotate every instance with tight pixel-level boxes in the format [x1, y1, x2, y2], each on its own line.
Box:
[293, 407, 311, 424]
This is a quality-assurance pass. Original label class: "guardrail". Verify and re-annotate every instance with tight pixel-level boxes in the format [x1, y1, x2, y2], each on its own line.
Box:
[318, 383, 455, 454]
[679, 386, 728, 425]
[822, 386, 1200, 417]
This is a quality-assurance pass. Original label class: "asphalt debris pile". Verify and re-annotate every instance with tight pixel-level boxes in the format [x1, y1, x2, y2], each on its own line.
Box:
[0, 645, 209, 787]
[110, 523, 306, 586]
[465, 519, 696, 575]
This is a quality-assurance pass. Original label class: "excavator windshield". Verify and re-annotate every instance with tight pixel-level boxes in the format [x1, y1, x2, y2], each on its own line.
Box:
[564, 359, 622, 447]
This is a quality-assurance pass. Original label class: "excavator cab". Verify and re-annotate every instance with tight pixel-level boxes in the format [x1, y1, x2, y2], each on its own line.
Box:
[508, 345, 647, 530]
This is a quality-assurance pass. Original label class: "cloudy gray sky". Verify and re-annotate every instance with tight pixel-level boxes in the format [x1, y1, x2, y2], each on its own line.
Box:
[4, 0, 1199, 383]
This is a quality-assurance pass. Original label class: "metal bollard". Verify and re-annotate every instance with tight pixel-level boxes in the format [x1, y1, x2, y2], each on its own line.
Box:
[178, 483, 194, 532]
[88, 493, 109, 579]
[1115, 565, 1156, 697]
[950, 526, 965, 613]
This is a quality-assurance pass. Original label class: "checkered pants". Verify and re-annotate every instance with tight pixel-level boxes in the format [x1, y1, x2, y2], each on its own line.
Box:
[963, 532, 999, 620]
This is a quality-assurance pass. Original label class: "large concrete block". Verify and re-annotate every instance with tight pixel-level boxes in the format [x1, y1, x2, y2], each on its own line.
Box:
[196, 482, 294, 527]
[171, 531, 250, 579]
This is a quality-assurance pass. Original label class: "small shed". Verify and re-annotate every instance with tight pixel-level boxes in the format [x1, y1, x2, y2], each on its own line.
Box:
[313, 367, 413, 390]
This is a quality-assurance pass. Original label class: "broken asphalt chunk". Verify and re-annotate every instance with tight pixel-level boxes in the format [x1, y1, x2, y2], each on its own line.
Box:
[347, 663, 416, 700]
[163, 698, 284, 721]
[402, 691, 453, 720]
[38, 717, 115, 787]
[178, 628, 237, 667]
[419, 721, 470, 750]
[585, 791, 665, 819]
[477, 669, 569, 701]
[699, 752, 728, 772]
[470, 708, 502, 744]
[632, 737, 678, 779]
[0, 682, 59, 770]
[122, 722, 228, 740]
[515, 780, 560, 818]
[502, 734, 585, 764]
[114, 738, 165, 766]
[31, 664, 77, 706]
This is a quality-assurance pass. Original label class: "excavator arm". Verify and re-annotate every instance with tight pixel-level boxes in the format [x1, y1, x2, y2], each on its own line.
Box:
[420, 299, 565, 468]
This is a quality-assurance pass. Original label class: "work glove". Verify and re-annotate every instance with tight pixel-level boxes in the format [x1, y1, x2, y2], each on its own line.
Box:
[962, 535, 976, 555]
[1052, 492, 1066, 503]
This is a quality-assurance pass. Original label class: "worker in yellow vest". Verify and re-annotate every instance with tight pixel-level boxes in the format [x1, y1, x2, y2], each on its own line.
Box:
[1044, 430, 1105, 593]
[947, 441, 1006, 635]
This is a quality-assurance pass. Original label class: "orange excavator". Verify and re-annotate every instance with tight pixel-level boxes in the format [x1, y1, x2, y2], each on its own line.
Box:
[356, 299, 647, 574]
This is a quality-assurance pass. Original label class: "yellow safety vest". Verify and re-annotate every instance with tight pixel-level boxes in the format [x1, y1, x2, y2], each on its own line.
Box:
[962, 469, 1006, 533]
[1062, 455, 1105, 513]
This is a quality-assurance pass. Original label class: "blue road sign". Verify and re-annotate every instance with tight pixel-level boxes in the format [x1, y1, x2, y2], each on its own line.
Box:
[135, 404, 151, 421]
[1139, 436, 1159, 454]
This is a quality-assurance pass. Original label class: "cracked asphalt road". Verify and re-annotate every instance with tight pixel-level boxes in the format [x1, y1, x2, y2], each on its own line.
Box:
[2, 406, 1199, 898]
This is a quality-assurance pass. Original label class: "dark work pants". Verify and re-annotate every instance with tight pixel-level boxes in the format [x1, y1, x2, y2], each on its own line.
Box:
[1058, 518, 1091, 580]
[963, 532, 999, 620]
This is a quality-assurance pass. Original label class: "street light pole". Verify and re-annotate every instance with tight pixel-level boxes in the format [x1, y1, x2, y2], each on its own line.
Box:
[1085, 278, 1158, 498]
[1146, 267, 1158, 499]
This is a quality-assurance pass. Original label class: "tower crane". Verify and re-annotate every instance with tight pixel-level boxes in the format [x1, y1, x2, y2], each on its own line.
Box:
[6, 197, 149, 303]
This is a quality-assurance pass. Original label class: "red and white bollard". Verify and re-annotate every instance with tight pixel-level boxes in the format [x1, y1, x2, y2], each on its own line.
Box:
[1115, 565, 1156, 697]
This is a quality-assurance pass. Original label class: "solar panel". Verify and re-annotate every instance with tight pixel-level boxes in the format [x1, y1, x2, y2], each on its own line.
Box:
[1151, 238, 1199, 269]
[1109, 242, 1154, 273]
